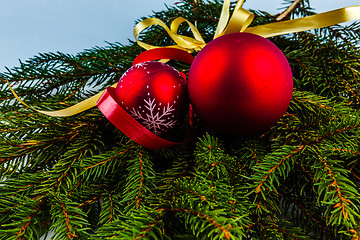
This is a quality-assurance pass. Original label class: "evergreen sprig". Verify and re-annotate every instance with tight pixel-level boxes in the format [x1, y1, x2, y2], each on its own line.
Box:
[1, 0, 360, 239]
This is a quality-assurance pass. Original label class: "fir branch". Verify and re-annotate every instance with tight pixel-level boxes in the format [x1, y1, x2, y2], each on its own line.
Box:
[121, 147, 156, 211]
[49, 192, 90, 240]
[194, 133, 231, 181]
[286, 91, 360, 145]
[173, 207, 233, 239]
[278, 185, 336, 239]
[37, 132, 103, 195]
[251, 145, 304, 196]
[1, 43, 136, 107]
[79, 146, 131, 182]
[169, 201, 244, 240]
[14, 197, 46, 240]
[98, 191, 122, 226]
[0, 195, 47, 240]
[93, 207, 165, 240]
[276, 0, 301, 21]
[0, 112, 98, 177]
[171, 177, 208, 202]
[1, 0, 360, 239]
[309, 146, 360, 229]
[262, 220, 310, 239]
[166, 174, 251, 239]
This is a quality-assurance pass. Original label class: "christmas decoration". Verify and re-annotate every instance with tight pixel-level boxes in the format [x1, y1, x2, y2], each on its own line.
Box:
[96, 48, 194, 149]
[188, 32, 293, 135]
[3, 1, 360, 240]
[114, 61, 188, 136]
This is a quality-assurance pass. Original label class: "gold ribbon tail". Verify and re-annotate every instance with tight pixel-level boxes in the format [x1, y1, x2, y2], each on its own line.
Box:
[246, 5, 360, 38]
[7, 79, 117, 117]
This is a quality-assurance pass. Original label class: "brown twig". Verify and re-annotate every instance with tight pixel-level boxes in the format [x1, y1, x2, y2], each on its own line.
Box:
[276, 0, 301, 21]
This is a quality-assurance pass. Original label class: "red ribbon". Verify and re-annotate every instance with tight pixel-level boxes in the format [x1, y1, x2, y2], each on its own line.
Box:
[132, 48, 195, 65]
[97, 48, 194, 149]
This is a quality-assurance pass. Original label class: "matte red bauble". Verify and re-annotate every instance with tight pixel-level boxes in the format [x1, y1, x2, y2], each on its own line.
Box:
[188, 32, 293, 136]
[114, 61, 188, 136]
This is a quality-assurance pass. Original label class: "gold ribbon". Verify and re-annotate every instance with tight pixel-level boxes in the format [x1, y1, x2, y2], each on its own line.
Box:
[9, 0, 360, 117]
[134, 1, 360, 51]
[7, 80, 117, 117]
[246, 5, 360, 38]
[134, 17, 206, 52]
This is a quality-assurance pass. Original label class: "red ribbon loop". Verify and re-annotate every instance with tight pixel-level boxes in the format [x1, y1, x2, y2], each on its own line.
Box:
[97, 87, 189, 149]
[133, 48, 194, 65]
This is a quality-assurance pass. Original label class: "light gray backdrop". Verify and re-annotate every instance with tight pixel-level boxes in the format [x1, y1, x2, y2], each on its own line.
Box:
[1, 0, 359, 72]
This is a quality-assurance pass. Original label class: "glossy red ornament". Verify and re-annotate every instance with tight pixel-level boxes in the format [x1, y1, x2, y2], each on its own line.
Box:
[188, 32, 293, 136]
[114, 61, 188, 136]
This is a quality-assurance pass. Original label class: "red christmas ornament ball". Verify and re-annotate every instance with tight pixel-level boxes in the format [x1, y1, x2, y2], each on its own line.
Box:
[114, 61, 188, 136]
[188, 32, 293, 136]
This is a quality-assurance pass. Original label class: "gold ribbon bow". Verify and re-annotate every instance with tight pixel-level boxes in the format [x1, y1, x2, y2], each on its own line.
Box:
[134, 0, 360, 52]
[8, 0, 360, 117]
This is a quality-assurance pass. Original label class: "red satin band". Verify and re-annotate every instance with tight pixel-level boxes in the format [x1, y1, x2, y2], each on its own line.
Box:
[97, 87, 188, 149]
[97, 47, 194, 149]
[132, 48, 194, 65]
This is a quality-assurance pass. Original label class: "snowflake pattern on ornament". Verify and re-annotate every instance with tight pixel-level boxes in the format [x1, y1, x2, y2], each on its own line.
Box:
[130, 98, 177, 135]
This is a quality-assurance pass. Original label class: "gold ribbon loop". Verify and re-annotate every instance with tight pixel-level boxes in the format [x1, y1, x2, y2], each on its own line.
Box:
[134, 0, 253, 51]
[134, 17, 206, 52]
[170, 17, 206, 46]
[214, 0, 232, 38]
[221, 0, 254, 36]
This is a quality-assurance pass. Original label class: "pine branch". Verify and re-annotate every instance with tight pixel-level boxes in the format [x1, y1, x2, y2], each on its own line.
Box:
[0, 195, 47, 240]
[98, 191, 123, 226]
[169, 199, 245, 240]
[120, 147, 157, 212]
[194, 133, 231, 181]
[0, 44, 137, 110]
[278, 185, 337, 239]
[261, 220, 310, 239]
[310, 146, 360, 230]
[49, 192, 90, 240]
[1, 0, 360, 239]
[276, 0, 301, 21]
[93, 207, 165, 240]
[79, 146, 131, 182]
[249, 145, 304, 208]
